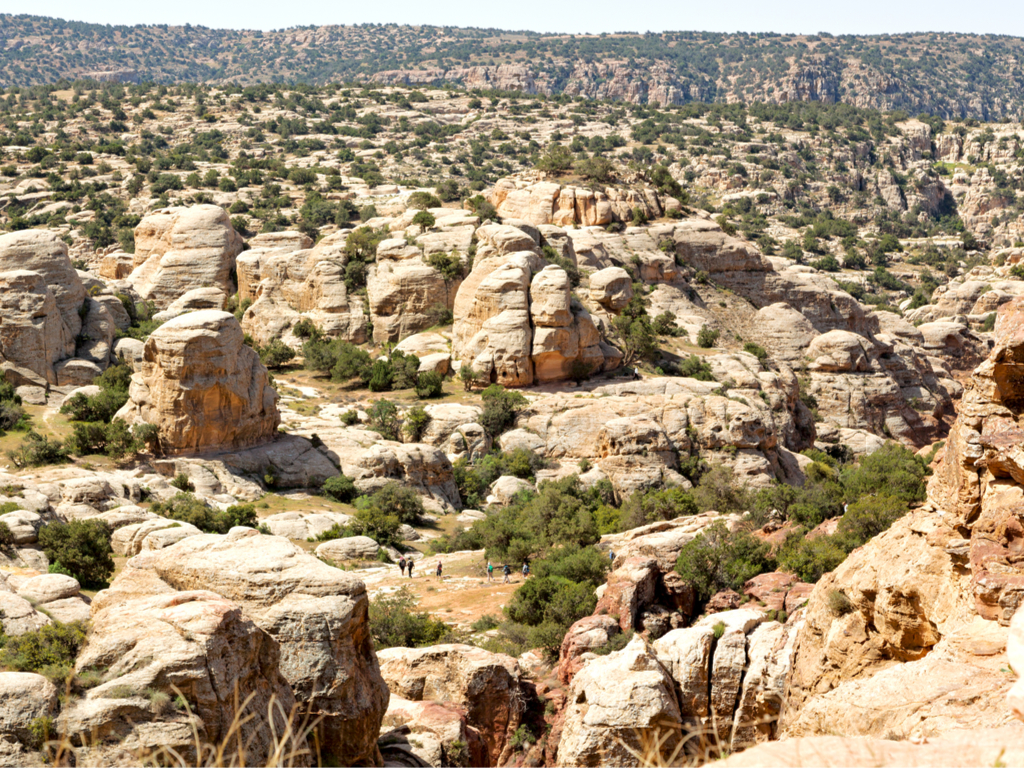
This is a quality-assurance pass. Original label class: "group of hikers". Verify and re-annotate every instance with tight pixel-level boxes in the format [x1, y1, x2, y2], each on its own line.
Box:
[486, 560, 529, 583]
[394, 555, 532, 584]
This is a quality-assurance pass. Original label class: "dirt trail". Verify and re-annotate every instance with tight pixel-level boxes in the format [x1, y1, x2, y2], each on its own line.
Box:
[359, 549, 523, 629]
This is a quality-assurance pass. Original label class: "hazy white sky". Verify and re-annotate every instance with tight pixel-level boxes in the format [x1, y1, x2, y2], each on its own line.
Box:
[6, 0, 1024, 35]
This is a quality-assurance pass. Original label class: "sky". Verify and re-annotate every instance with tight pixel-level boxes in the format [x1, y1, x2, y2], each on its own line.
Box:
[4, 0, 1024, 36]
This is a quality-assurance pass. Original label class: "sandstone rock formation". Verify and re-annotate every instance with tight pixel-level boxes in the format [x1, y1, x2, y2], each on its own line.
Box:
[451, 225, 615, 386]
[115, 310, 280, 455]
[557, 636, 682, 767]
[0, 270, 75, 385]
[64, 529, 389, 766]
[779, 299, 1024, 740]
[376, 644, 524, 765]
[129, 205, 244, 309]
[0, 229, 86, 338]
[241, 231, 369, 346]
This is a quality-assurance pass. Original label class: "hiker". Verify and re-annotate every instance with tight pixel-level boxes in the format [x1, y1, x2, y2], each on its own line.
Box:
[487, 561, 494, 582]
[503, 563, 512, 584]
[407, 559, 415, 578]
[609, 550, 616, 565]
[633, 366, 641, 380]
[398, 557, 407, 576]
[522, 561, 530, 579]
[436, 560, 443, 580]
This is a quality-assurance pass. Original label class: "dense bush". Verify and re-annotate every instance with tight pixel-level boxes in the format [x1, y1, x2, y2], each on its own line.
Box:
[452, 448, 550, 508]
[321, 474, 358, 503]
[38, 520, 114, 587]
[6, 432, 70, 468]
[674, 521, 775, 603]
[66, 419, 157, 459]
[415, 371, 445, 399]
[0, 380, 28, 433]
[369, 587, 450, 649]
[365, 481, 425, 525]
[479, 385, 528, 438]
[404, 405, 431, 441]
[0, 620, 88, 685]
[59, 364, 132, 423]
[149, 493, 257, 534]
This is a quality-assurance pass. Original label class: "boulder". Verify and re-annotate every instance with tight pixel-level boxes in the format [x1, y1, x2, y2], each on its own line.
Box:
[589, 267, 634, 311]
[128, 205, 244, 308]
[558, 615, 621, 685]
[316, 536, 380, 561]
[380, 696, 488, 768]
[151, 287, 228, 322]
[84, 528, 389, 765]
[261, 511, 353, 540]
[377, 644, 524, 765]
[0, 229, 86, 337]
[557, 636, 682, 767]
[487, 475, 536, 506]
[0, 672, 58, 756]
[0, 270, 75, 384]
[115, 310, 280, 455]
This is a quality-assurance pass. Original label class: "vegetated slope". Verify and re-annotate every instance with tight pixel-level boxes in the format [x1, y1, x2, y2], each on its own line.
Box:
[2, 15, 1024, 118]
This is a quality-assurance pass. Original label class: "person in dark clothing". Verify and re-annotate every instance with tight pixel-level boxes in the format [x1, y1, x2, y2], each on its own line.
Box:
[399, 557, 407, 576]
[502, 563, 512, 583]
[407, 559, 415, 578]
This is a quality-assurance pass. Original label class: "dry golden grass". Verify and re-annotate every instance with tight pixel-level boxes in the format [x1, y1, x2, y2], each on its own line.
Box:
[42, 686, 323, 768]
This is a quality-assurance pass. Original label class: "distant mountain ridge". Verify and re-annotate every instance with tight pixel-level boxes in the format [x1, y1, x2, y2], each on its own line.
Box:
[2, 14, 1024, 119]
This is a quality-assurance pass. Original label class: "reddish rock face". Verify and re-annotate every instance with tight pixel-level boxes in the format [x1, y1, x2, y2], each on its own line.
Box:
[743, 572, 800, 611]
[557, 614, 620, 686]
[594, 556, 658, 631]
[706, 589, 744, 612]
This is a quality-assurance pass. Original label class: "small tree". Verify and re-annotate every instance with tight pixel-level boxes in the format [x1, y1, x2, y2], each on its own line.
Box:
[258, 338, 295, 369]
[411, 210, 435, 229]
[415, 371, 444, 399]
[697, 326, 720, 348]
[322, 474, 358, 503]
[367, 399, 400, 440]
[404, 405, 431, 441]
[458, 364, 478, 391]
[38, 520, 114, 587]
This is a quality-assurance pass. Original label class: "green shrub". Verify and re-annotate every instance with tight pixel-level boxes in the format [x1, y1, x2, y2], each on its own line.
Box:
[471, 614, 501, 632]
[691, 464, 751, 515]
[6, 432, 70, 468]
[339, 410, 359, 426]
[258, 338, 296, 369]
[369, 587, 450, 649]
[671, 355, 715, 381]
[697, 326, 720, 348]
[505, 575, 597, 629]
[674, 520, 774, 603]
[479, 385, 528, 437]
[170, 472, 194, 491]
[367, 399, 400, 440]
[415, 371, 444, 399]
[322, 474, 358, 503]
[0, 621, 87, 685]
[407, 191, 442, 210]
[404, 405, 431, 441]
[841, 443, 928, 504]
[38, 520, 113, 587]
[149, 492, 257, 535]
[743, 342, 768, 360]
[411, 210, 436, 228]
[368, 482, 425, 525]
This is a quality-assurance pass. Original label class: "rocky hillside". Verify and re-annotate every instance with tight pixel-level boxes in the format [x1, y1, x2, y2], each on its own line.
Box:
[1, 72, 1024, 767]
[3, 16, 1024, 118]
